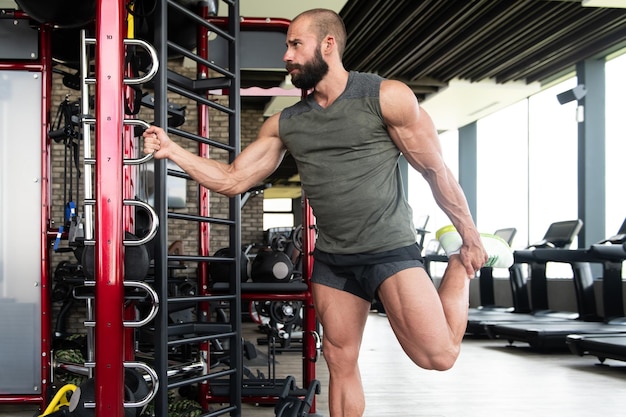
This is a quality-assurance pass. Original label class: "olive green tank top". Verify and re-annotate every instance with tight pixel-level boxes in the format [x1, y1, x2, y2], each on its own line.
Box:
[278, 71, 417, 254]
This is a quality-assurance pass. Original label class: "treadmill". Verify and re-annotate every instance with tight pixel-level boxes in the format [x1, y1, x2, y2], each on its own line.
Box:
[566, 240, 626, 363]
[466, 219, 585, 336]
[567, 332, 626, 363]
[487, 220, 626, 350]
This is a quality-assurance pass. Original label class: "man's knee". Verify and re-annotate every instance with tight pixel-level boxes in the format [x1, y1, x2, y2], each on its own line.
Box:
[409, 345, 460, 371]
[322, 338, 360, 372]
[422, 355, 459, 371]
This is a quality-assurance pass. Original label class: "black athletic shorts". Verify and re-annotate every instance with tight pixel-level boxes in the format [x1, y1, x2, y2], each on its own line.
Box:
[311, 243, 424, 302]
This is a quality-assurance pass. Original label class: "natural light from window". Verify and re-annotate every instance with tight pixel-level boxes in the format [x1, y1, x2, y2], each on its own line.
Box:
[263, 198, 294, 230]
[408, 51, 626, 257]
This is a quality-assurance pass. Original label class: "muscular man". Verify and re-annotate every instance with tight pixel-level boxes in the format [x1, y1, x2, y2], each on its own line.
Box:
[143, 8, 510, 417]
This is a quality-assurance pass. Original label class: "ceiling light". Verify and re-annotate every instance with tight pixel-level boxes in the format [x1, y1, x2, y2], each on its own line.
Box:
[582, 0, 626, 8]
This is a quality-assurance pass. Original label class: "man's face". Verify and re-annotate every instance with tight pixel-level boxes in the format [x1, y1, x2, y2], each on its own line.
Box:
[286, 45, 329, 90]
[284, 18, 329, 90]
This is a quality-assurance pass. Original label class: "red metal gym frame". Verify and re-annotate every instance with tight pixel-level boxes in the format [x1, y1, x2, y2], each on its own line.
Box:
[0, 9, 52, 409]
[93, 1, 127, 416]
[196, 2, 213, 407]
[39, 19, 54, 411]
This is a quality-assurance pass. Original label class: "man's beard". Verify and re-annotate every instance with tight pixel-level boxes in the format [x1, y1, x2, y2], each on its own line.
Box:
[287, 48, 329, 90]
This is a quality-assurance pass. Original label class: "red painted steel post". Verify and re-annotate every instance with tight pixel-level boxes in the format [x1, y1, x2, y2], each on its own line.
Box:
[300, 86, 319, 405]
[197, 3, 212, 409]
[94, 1, 126, 416]
[39, 22, 53, 409]
[302, 196, 318, 411]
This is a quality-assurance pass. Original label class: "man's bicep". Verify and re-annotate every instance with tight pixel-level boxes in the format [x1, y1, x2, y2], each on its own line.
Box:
[233, 116, 287, 185]
[238, 135, 286, 175]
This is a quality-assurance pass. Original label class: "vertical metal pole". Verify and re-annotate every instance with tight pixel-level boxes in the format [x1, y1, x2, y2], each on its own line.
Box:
[576, 59, 606, 248]
[298, 86, 318, 411]
[302, 196, 317, 413]
[39, 23, 53, 407]
[94, 1, 126, 416]
[81, 31, 93, 240]
[153, 1, 169, 416]
[458, 122, 478, 223]
[197, 2, 212, 409]
[228, 1, 243, 412]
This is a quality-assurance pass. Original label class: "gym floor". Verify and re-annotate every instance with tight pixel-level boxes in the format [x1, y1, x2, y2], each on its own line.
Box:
[2, 312, 626, 417]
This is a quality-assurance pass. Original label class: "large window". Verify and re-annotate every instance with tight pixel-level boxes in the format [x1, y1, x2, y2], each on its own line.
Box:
[476, 99, 529, 247]
[475, 78, 579, 249]
[527, 78, 579, 244]
[407, 129, 458, 245]
[409, 51, 625, 261]
[263, 198, 294, 230]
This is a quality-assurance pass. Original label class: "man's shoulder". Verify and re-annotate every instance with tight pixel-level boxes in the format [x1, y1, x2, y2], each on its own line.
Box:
[339, 71, 387, 101]
[279, 96, 312, 121]
[351, 71, 385, 82]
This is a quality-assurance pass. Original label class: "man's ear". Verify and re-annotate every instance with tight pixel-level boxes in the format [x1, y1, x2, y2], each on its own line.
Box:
[323, 35, 335, 54]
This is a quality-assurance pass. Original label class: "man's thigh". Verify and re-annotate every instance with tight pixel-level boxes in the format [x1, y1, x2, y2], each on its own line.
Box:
[312, 282, 371, 350]
[376, 267, 448, 340]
